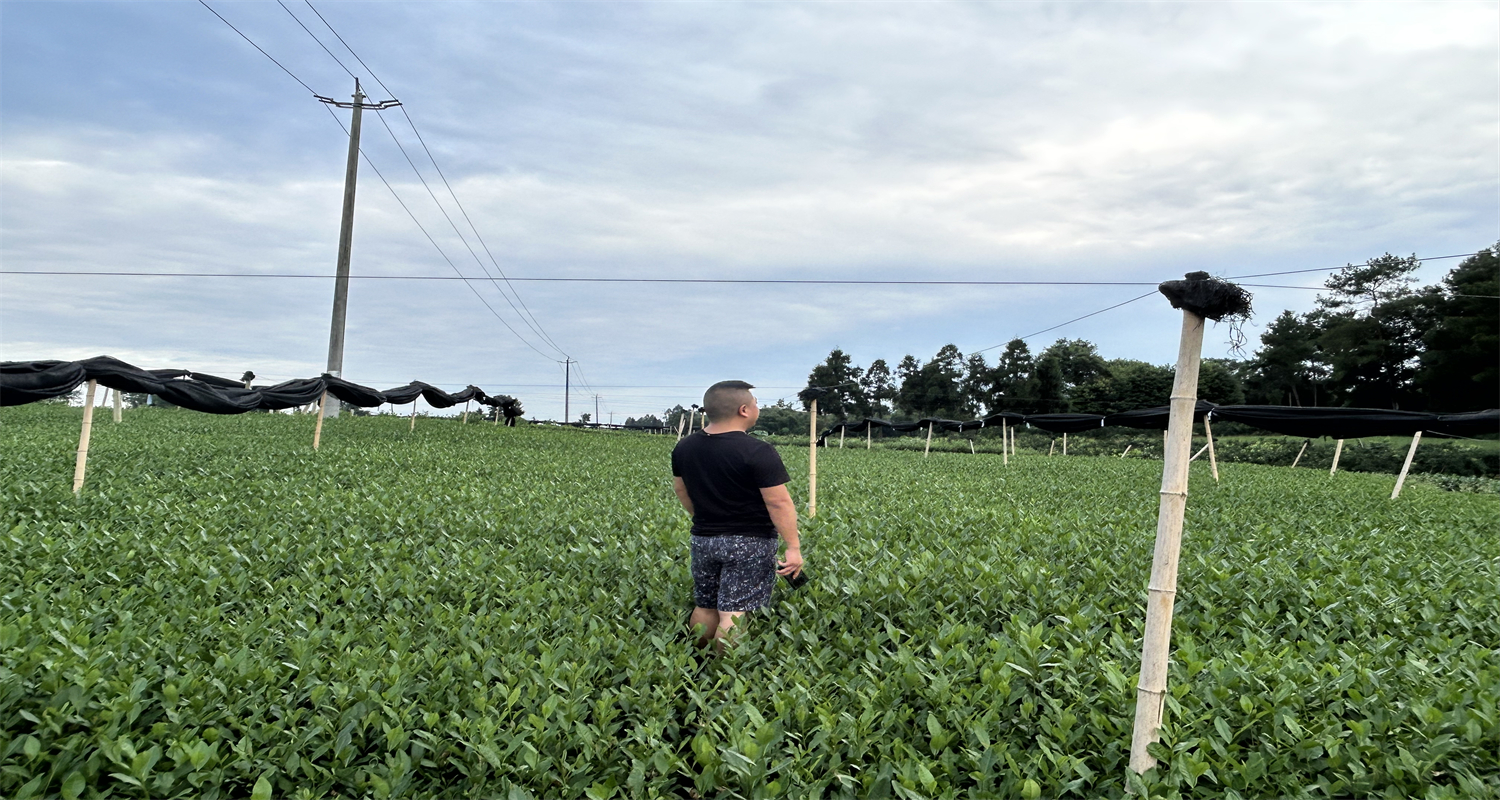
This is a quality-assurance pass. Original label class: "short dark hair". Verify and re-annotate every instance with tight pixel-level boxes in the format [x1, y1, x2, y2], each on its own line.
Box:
[703, 380, 755, 422]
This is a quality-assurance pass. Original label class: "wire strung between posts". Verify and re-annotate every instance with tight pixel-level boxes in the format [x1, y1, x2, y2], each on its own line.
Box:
[198, 0, 319, 94]
[301, 0, 577, 363]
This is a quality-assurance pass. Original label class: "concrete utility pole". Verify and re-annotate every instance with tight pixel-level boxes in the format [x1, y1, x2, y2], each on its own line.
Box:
[594, 394, 601, 426]
[318, 79, 400, 418]
[563, 359, 573, 422]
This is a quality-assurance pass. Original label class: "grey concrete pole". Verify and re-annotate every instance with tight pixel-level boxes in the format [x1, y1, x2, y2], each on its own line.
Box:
[324, 78, 366, 419]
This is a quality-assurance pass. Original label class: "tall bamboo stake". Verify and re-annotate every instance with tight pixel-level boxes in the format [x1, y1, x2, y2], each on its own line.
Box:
[1122, 445, 1132, 457]
[1002, 421, 1009, 466]
[1130, 309, 1206, 775]
[808, 398, 818, 517]
[495, 406, 501, 426]
[1329, 439, 1344, 475]
[1048, 439, 1056, 456]
[1291, 440, 1309, 468]
[462, 399, 470, 424]
[924, 421, 934, 457]
[676, 415, 686, 441]
[866, 424, 872, 450]
[969, 439, 975, 454]
[1190, 443, 1209, 461]
[1204, 418, 1219, 481]
[410, 402, 417, 432]
[839, 427, 845, 448]
[1391, 432, 1422, 499]
[72, 379, 99, 494]
[313, 391, 328, 450]
[1063, 432, 1068, 456]
[112, 388, 123, 423]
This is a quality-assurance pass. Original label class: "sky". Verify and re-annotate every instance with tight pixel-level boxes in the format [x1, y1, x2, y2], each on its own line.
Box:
[2, 1, 1496, 422]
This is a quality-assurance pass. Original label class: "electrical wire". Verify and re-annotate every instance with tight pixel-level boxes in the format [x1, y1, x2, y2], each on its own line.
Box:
[302, 0, 577, 362]
[275, 0, 357, 80]
[971, 291, 1159, 354]
[321, 106, 561, 362]
[1227, 252, 1476, 280]
[198, 0, 318, 94]
[0, 271, 1160, 286]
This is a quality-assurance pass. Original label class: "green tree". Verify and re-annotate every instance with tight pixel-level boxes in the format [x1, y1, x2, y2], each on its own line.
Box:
[1240, 310, 1320, 405]
[1028, 356, 1068, 413]
[897, 345, 966, 418]
[989, 339, 1034, 412]
[1037, 338, 1108, 389]
[1416, 245, 1499, 411]
[960, 352, 992, 415]
[1198, 359, 1245, 406]
[805, 348, 866, 418]
[1310, 253, 1432, 408]
[860, 359, 896, 417]
[1070, 359, 1173, 415]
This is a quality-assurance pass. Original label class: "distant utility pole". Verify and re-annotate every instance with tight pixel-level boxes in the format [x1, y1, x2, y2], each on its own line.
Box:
[563, 359, 573, 422]
[594, 394, 601, 426]
[319, 78, 400, 418]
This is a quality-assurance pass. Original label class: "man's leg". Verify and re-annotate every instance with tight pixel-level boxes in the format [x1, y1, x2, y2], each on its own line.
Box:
[689, 606, 719, 648]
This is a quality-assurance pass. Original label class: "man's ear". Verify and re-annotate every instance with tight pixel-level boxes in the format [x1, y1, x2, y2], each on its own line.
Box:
[738, 404, 752, 418]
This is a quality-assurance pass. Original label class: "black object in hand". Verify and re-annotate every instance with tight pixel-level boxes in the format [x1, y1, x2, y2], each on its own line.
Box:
[783, 569, 810, 590]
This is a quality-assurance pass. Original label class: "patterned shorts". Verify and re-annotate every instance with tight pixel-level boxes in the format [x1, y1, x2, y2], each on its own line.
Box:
[690, 535, 779, 612]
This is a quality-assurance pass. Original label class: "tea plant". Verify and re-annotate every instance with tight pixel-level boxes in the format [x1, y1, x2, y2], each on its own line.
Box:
[2, 404, 1496, 798]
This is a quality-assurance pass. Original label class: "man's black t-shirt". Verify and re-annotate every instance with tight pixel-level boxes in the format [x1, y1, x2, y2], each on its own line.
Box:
[671, 430, 790, 538]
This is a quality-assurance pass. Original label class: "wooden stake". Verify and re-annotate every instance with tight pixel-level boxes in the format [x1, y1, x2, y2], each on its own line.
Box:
[1130, 309, 1206, 776]
[1190, 443, 1209, 461]
[1122, 445, 1132, 458]
[410, 402, 417, 432]
[924, 421, 934, 457]
[839, 426, 845, 448]
[462, 399, 470, 425]
[676, 414, 686, 441]
[72, 379, 98, 494]
[1204, 417, 1219, 482]
[969, 439, 975, 454]
[1063, 432, 1068, 456]
[1329, 439, 1344, 475]
[1391, 431, 1422, 499]
[808, 398, 818, 518]
[313, 390, 328, 450]
[495, 405, 501, 426]
[1291, 440, 1309, 468]
[1048, 439, 1056, 457]
[866, 424, 872, 450]
[1002, 421, 1009, 466]
[112, 388, 123, 423]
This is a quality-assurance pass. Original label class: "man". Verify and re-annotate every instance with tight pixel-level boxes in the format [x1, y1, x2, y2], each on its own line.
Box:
[672, 380, 803, 650]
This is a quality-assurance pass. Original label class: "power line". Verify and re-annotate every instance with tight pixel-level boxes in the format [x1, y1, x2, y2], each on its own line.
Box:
[198, 0, 318, 94]
[302, 0, 577, 361]
[1227, 252, 1476, 280]
[0, 271, 1158, 286]
[275, 0, 356, 80]
[320, 106, 562, 363]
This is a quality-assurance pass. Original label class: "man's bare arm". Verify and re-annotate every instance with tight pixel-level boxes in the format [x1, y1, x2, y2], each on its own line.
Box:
[760, 483, 803, 575]
[672, 476, 694, 515]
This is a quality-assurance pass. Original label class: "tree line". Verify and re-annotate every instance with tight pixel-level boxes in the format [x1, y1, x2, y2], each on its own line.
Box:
[796, 247, 1497, 422]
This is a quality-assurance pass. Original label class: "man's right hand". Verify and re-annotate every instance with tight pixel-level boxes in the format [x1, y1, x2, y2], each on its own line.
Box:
[777, 547, 803, 577]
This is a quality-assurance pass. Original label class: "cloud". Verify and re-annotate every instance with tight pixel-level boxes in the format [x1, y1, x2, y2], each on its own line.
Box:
[2, 0, 1495, 419]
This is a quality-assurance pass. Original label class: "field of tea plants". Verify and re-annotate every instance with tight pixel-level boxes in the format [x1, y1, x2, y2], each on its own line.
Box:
[3, 403, 1497, 799]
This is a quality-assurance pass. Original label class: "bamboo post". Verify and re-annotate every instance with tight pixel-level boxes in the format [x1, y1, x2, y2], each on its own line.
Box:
[1130, 309, 1206, 775]
[72, 379, 99, 493]
[969, 439, 975, 454]
[1204, 417, 1219, 482]
[1063, 432, 1068, 456]
[1048, 439, 1056, 456]
[495, 406, 501, 426]
[676, 414, 686, 441]
[839, 426, 845, 448]
[1122, 445, 1132, 457]
[410, 402, 417, 432]
[112, 388, 123, 423]
[1390, 432, 1422, 499]
[924, 421, 934, 457]
[462, 399, 470, 424]
[1291, 440, 1309, 468]
[866, 424, 872, 450]
[313, 390, 328, 450]
[1190, 443, 1209, 461]
[1002, 421, 1009, 466]
[808, 398, 818, 518]
[1329, 439, 1344, 475]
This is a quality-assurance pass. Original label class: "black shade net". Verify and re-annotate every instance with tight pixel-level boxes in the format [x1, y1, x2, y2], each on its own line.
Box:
[0, 356, 514, 415]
